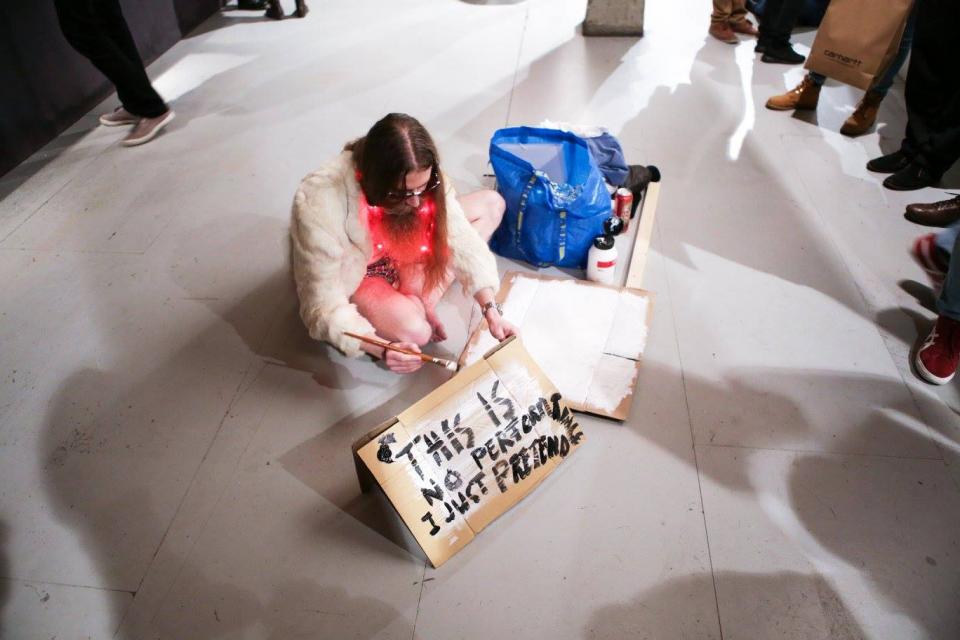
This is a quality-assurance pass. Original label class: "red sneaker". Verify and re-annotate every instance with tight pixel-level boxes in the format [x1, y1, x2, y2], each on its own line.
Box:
[916, 316, 960, 385]
[910, 233, 948, 293]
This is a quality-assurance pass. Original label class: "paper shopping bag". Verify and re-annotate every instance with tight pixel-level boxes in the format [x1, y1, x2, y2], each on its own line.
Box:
[805, 0, 914, 90]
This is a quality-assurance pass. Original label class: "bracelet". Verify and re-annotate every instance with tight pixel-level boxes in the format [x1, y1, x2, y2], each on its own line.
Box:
[481, 301, 503, 317]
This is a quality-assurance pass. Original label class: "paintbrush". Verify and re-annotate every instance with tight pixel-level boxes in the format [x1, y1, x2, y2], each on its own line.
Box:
[344, 332, 458, 371]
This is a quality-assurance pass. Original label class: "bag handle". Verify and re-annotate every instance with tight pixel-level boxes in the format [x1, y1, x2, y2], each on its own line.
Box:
[514, 173, 540, 264]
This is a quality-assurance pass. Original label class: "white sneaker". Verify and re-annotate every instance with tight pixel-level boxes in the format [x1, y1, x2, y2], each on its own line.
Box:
[122, 110, 175, 147]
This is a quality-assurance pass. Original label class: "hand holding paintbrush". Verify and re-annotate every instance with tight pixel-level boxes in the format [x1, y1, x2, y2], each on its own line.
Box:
[344, 332, 458, 373]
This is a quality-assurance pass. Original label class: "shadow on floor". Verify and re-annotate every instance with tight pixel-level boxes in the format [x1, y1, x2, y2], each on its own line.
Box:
[585, 571, 867, 639]
[790, 445, 960, 638]
[145, 576, 413, 639]
[41, 328, 417, 638]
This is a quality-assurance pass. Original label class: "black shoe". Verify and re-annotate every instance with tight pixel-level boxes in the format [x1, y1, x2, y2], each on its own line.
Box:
[883, 163, 941, 191]
[264, 0, 283, 19]
[761, 45, 805, 64]
[237, 0, 266, 9]
[755, 43, 768, 53]
[866, 149, 912, 174]
[625, 165, 661, 216]
[905, 194, 960, 227]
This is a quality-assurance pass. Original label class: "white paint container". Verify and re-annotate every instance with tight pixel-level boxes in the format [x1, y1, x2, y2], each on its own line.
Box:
[586, 234, 617, 285]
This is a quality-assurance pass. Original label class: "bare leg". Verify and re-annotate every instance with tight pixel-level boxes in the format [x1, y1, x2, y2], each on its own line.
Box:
[459, 189, 505, 242]
[350, 277, 432, 346]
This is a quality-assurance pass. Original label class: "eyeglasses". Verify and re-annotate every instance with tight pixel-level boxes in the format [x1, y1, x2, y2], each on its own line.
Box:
[384, 169, 441, 204]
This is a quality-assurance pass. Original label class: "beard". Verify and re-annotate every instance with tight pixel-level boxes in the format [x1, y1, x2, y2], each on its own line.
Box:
[381, 204, 420, 237]
[374, 205, 432, 264]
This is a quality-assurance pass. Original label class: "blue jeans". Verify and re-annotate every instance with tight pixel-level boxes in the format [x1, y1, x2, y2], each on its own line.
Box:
[808, 9, 916, 98]
[937, 223, 960, 320]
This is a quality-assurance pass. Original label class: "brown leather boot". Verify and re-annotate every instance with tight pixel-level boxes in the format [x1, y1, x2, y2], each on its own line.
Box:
[765, 76, 821, 111]
[709, 22, 738, 44]
[729, 19, 758, 36]
[840, 90, 883, 137]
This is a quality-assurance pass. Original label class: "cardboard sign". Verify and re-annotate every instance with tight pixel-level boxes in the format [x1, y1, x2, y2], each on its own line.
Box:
[460, 272, 654, 421]
[353, 336, 586, 568]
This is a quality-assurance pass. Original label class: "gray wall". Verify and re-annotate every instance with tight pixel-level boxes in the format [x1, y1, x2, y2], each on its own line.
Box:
[0, 0, 219, 177]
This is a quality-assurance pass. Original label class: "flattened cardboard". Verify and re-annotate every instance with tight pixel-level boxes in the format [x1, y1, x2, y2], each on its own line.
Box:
[353, 336, 586, 568]
[459, 272, 655, 421]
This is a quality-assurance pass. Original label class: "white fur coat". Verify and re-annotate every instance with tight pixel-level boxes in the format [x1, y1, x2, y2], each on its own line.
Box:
[290, 151, 500, 357]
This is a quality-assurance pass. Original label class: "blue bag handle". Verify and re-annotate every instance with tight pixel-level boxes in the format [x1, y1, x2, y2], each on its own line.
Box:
[514, 174, 538, 265]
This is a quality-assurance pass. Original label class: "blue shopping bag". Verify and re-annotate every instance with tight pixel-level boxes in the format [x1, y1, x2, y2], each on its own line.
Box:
[488, 127, 611, 269]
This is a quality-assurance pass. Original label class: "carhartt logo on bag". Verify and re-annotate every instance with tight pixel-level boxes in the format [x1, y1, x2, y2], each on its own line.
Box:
[824, 49, 862, 68]
[804, 0, 912, 91]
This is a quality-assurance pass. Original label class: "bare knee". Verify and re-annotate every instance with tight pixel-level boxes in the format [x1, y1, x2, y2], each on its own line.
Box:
[484, 190, 505, 225]
[472, 190, 505, 240]
[393, 316, 432, 346]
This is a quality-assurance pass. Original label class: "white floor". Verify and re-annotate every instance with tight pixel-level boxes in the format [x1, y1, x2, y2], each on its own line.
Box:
[2, 0, 959, 638]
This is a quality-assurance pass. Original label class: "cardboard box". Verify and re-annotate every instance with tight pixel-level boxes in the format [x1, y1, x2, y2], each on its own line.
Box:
[353, 336, 586, 568]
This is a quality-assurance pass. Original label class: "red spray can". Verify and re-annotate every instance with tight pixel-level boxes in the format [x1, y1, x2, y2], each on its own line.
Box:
[614, 188, 633, 231]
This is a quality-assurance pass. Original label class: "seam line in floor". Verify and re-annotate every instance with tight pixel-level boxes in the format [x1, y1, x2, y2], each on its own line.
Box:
[656, 220, 725, 640]
[0, 575, 136, 596]
[701, 442, 946, 462]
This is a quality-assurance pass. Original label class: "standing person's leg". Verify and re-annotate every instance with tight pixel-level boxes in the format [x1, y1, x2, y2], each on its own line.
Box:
[756, 0, 783, 48]
[765, 0, 803, 46]
[871, 9, 917, 99]
[94, 0, 167, 118]
[935, 224, 960, 259]
[53, 0, 166, 118]
[759, 0, 805, 63]
[54, 0, 173, 145]
[728, 0, 758, 36]
[728, 0, 747, 24]
[711, 0, 732, 25]
[910, 0, 960, 179]
[841, 12, 915, 137]
[885, 0, 960, 190]
[916, 227, 960, 384]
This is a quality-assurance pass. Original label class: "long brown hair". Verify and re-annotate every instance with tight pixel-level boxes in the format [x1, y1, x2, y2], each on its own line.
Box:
[346, 113, 450, 294]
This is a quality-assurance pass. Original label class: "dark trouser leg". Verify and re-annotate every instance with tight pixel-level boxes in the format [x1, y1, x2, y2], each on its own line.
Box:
[901, 0, 960, 176]
[53, 0, 167, 118]
[757, 0, 803, 47]
[757, 0, 782, 46]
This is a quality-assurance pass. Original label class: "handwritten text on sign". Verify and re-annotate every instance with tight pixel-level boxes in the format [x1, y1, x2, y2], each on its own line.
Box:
[356, 338, 587, 567]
